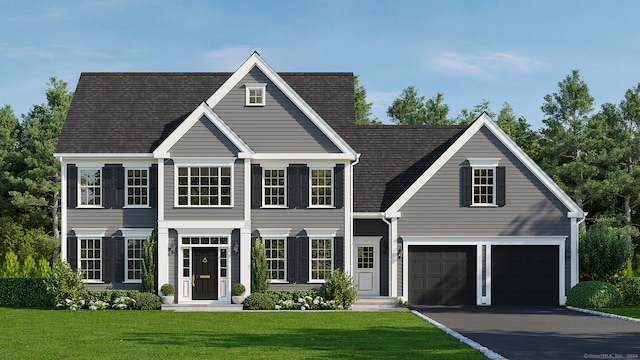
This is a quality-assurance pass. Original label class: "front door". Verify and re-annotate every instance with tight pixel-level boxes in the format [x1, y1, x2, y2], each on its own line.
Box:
[354, 238, 380, 296]
[192, 248, 218, 300]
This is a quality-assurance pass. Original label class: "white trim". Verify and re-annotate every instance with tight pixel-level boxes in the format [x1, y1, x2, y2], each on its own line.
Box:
[387, 113, 583, 217]
[468, 158, 501, 167]
[173, 162, 234, 208]
[174, 228, 234, 237]
[305, 228, 338, 237]
[158, 220, 248, 229]
[205, 52, 357, 159]
[72, 228, 107, 237]
[400, 236, 567, 306]
[309, 167, 335, 208]
[77, 167, 103, 208]
[261, 167, 287, 208]
[153, 102, 253, 159]
[249, 153, 356, 160]
[157, 159, 165, 222]
[119, 228, 154, 238]
[308, 237, 334, 283]
[354, 236, 381, 296]
[257, 228, 292, 238]
[123, 167, 150, 208]
[60, 158, 67, 262]
[244, 83, 267, 106]
[262, 237, 287, 283]
[54, 153, 154, 160]
[77, 236, 104, 283]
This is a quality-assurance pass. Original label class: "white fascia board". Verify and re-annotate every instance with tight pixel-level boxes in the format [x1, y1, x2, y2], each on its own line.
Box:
[205, 52, 357, 159]
[153, 102, 254, 159]
[386, 113, 584, 217]
[250, 153, 356, 160]
[401, 236, 567, 245]
[55, 153, 154, 161]
[257, 228, 292, 238]
[352, 212, 386, 219]
[158, 220, 248, 230]
[119, 228, 155, 238]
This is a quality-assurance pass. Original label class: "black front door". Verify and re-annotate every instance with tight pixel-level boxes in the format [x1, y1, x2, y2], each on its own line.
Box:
[192, 248, 218, 300]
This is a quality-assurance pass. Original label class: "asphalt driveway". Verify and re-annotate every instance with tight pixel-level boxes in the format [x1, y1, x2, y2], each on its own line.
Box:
[412, 306, 640, 360]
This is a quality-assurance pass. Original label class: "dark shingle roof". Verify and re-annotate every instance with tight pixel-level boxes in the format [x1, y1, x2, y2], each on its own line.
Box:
[55, 72, 355, 153]
[336, 125, 467, 212]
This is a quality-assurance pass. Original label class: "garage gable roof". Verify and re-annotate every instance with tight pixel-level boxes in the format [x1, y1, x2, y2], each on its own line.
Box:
[385, 113, 584, 218]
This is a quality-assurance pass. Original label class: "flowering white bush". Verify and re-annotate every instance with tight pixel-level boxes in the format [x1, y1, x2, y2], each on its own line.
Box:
[56, 297, 85, 310]
[276, 295, 341, 310]
[112, 296, 136, 310]
[88, 300, 109, 311]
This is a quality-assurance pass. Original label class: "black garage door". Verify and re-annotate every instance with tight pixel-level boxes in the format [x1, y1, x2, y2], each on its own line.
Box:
[409, 245, 476, 305]
[492, 245, 559, 306]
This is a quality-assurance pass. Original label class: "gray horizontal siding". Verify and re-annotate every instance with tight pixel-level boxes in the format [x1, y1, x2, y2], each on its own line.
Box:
[252, 208, 345, 237]
[163, 159, 244, 221]
[169, 116, 239, 157]
[398, 126, 571, 237]
[213, 67, 341, 154]
[67, 208, 156, 236]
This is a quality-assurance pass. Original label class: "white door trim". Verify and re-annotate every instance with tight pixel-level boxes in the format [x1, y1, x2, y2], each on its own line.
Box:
[354, 237, 381, 296]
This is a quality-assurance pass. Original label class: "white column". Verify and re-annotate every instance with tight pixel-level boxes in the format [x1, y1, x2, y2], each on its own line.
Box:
[390, 217, 398, 298]
[240, 228, 252, 294]
[157, 227, 169, 296]
[60, 158, 67, 262]
[570, 217, 579, 288]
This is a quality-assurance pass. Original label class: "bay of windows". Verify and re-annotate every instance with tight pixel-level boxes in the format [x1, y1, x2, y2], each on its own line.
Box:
[177, 166, 232, 206]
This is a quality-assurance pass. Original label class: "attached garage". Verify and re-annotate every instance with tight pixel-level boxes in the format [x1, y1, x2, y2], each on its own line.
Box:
[408, 245, 476, 305]
[491, 245, 559, 306]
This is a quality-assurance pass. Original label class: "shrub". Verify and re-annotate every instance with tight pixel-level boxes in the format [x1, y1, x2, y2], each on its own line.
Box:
[22, 255, 37, 277]
[36, 258, 51, 277]
[160, 283, 174, 296]
[112, 296, 136, 310]
[566, 281, 623, 308]
[44, 261, 87, 305]
[232, 283, 246, 296]
[580, 225, 634, 281]
[0, 277, 54, 307]
[275, 295, 339, 310]
[323, 269, 357, 309]
[141, 236, 156, 293]
[0, 251, 21, 277]
[132, 291, 162, 310]
[251, 238, 269, 293]
[612, 277, 640, 306]
[265, 289, 320, 303]
[243, 292, 275, 310]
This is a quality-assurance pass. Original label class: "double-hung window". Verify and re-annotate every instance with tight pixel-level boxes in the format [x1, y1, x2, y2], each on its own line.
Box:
[264, 238, 286, 282]
[473, 168, 495, 205]
[176, 164, 232, 207]
[464, 159, 505, 207]
[126, 168, 148, 207]
[79, 168, 101, 207]
[263, 168, 286, 207]
[310, 238, 333, 281]
[310, 168, 333, 207]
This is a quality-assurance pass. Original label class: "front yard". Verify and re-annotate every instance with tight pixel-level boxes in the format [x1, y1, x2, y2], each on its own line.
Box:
[0, 308, 486, 359]
[594, 306, 640, 319]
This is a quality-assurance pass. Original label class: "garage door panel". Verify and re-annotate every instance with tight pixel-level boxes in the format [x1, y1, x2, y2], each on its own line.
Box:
[409, 245, 476, 305]
[492, 245, 559, 306]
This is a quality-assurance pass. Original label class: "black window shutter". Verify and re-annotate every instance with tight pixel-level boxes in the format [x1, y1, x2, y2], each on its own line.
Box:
[300, 166, 309, 208]
[102, 165, 113, 208]
[114, 237, 125, 282]
[334, 164, 344, 209]
[251, 164, 262, 209]
[149, 164, 158, 208]
[102, 237, 112, 284]
[67, 164, 77, 208]
[461, 167, 472, 206]
[333, 237, 344, 271]
[287, 165, 299, 209]
[67, 237, 78, 270]
[300, 237, 309, 283]
[496, 166, 506, 207]
[114, 166, 125, 209]
[287, 237, 297, 283]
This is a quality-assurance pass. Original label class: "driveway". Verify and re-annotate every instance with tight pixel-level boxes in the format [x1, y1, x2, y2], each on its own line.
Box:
[412, 306, 640, 360]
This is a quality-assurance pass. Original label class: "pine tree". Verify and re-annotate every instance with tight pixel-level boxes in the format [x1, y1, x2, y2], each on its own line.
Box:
[22, 254, 37, 277]
[251, 238, 270, 293]
[0, 251, 21, 277]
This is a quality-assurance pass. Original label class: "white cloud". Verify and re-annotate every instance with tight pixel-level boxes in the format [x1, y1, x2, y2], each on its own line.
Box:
[203, 47, 260, 71]
[431, 52, 547, 77]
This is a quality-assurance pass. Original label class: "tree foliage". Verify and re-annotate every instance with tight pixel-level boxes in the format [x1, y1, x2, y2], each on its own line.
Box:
[580, 225, 634, 281]
[141, 236, 157, 293]
[251, 238, 270, 293]
[0, 251, 21, 277]
[354, 75, 381, 125]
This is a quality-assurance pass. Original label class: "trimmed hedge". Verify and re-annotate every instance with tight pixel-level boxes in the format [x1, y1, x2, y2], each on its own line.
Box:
[264, 289, 320, 303]
[86, 290, 161, 310]
[243, 292, 275, 310]
[612, 277, 640, 306]
[566, 281, 623, 308]
[0, 277, 54, 307]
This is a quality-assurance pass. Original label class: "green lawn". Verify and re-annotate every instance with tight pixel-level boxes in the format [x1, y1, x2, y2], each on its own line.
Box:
[0, 308, 486, 359]
[594, 306, 640, 319]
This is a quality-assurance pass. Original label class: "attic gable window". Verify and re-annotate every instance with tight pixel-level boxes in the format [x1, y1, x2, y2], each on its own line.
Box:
[462, 159, 505, 207]
[245, 84, 266, 106]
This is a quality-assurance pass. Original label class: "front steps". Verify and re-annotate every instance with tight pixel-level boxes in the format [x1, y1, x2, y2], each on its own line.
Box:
[351, 296, 407, 311]
[162, 303, 244, 312]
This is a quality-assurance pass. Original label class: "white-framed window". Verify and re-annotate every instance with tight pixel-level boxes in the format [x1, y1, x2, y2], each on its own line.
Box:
[310, 168, 333, 207]
[176, 165, 232, 207]
[264, 238, 286, 282]
[79, 168, 102, 207]
[310, 238, 333, 281]
[126, 168, 148, 207]
[263, 168, 286, 207]
[80, 238, 102, 281]
[125, 238, 144, 282]
[245, 83, 267, 106]
[473, 168, 495, 205]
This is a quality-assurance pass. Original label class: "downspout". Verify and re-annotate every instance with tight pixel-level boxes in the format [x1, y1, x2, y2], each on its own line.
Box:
[348, 153, 361, 275]
[573, 212, 587, 287]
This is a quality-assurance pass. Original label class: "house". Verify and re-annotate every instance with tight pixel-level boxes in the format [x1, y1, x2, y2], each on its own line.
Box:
[54, 52, 584, 306]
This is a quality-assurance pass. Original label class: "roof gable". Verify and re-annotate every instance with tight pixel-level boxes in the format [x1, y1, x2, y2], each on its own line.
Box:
[385, 113, 583, 217]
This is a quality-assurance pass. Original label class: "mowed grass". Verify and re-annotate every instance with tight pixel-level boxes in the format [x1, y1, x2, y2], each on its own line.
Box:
[0, 308, 486, 359]
[594, 306, 640, 319]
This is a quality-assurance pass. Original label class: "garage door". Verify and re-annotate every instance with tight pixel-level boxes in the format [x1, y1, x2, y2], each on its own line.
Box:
[409, 245, 476, 305]
[492, 245, 559, 306]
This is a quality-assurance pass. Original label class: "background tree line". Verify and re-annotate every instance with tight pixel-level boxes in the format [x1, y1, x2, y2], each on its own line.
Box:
[1, 72, 639, 276]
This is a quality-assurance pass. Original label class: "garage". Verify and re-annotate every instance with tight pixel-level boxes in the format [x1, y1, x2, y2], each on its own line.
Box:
[491, 245, 559, 306]
[408, 245, 476, 305]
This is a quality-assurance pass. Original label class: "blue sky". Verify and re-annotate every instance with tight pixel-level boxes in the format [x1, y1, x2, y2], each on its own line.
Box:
[2, 0, 640, 129]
